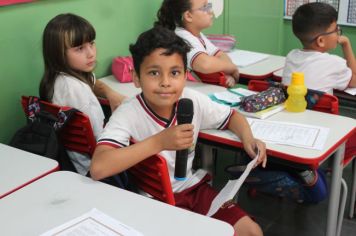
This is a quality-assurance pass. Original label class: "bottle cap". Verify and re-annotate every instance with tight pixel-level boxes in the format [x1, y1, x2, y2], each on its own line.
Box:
[291, 72, 305, 85]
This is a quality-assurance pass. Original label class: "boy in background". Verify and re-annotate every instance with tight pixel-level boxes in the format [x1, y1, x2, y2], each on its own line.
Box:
[282, 2, 356, 94]
[90, 26, 267, 236]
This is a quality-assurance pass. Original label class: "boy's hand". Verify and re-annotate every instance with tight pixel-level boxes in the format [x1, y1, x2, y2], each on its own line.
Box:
[244, 138, 267, 168]
[338, 35, 350, 47]
[157, 124, 194, 151]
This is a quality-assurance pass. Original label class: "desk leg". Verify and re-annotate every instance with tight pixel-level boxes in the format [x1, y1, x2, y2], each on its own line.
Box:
[201, 144, 214, 177]
[326, 143, 345, 236]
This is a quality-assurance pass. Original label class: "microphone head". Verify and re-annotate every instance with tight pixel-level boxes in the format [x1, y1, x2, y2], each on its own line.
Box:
[177, 98, 194, 124]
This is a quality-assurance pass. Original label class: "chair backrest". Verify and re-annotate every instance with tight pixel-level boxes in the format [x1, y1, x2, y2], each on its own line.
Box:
[21, 96, 96, 156]
[247, 80, 339, 114]
[128, 153, 175, 205]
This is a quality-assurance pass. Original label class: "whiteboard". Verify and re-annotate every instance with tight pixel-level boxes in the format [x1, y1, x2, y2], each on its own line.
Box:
[284, 0, 356, 26]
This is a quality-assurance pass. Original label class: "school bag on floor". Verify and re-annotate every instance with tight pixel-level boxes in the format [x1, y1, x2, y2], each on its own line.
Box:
[9, 96, 77, 171]
[225, 160, 328, 203]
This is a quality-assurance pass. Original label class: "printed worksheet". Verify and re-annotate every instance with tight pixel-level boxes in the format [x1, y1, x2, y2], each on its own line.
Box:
[40, 208, 144, 236]
[207, 153, 259, 216]
[247, 119, 329, 150]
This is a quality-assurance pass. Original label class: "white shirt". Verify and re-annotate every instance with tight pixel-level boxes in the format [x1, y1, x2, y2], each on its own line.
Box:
[282, 49, 352, 94]
[97, 88, 233, 192]
[175, 27, 220, 70]
[52, 73, 105, 175]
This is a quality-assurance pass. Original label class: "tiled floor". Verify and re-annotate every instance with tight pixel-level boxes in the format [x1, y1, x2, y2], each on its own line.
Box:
[212, 99, 356, 236]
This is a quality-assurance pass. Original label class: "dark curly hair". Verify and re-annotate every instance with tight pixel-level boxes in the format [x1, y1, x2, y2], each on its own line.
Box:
[129, 26, 191, 77]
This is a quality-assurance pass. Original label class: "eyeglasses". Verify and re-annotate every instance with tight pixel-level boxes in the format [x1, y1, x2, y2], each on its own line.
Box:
[191, 2, 213, 13]
[308, 26, 342, 43]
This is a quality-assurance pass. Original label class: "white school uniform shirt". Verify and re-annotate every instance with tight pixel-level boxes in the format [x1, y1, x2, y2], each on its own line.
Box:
[52, 73, 105, 175]
[97, 88, 233, 193]
[175, 27, 220, 70]
[282, 49, 352, 94]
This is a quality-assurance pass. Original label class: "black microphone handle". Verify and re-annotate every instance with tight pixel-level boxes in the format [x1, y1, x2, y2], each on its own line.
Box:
[174, 149, 189, 180]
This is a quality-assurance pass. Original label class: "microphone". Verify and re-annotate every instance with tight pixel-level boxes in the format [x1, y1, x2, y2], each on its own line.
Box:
[174, 98, 194, 181]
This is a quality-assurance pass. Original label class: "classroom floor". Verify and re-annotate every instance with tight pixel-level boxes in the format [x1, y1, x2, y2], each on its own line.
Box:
[212, 101, 356, 236]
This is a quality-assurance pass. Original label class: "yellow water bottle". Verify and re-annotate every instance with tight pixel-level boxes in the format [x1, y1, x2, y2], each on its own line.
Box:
[285, 72, 307, 112]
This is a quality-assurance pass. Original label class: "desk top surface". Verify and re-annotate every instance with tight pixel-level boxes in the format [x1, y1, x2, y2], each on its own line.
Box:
[0, 171, 234, 236]
[239, 54, 285, 79]
[0, 143, 58, 199]
[199, 109, 355, 165]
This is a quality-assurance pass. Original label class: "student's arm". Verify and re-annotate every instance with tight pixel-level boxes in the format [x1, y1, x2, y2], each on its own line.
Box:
[227, 112, 267, 167]
[90, 124, 194, 180]
[94, 79, 127, 111]
[339, 35, 356, 87]
[192, 53, 239, 76]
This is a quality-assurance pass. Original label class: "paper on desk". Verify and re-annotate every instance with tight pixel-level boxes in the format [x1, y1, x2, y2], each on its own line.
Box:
[344, 87, 356, 95]
[227, 49, 269, 67]
[207, 156, 258, 217]
[247, 118, 329, 150]
[40, 208, 144, 236]
[213, 91, 243, 104]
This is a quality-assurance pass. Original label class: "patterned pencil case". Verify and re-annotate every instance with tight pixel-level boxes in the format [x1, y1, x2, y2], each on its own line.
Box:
[240, 87, 286, 112]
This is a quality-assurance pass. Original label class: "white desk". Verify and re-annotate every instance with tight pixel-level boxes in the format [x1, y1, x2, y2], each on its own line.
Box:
[0, 143, 59, 199]
[239, 54, 285, 80]
[272, 68, 283, 81]
[199, 110, 356, 236]
[0, 171, 234, 236]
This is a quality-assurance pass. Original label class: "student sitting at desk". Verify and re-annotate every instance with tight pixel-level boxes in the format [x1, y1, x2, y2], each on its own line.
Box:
[154, 0, 239, 87]
[282, 2, 356, 95]
[39, 13, 126, 176]
[90, 26, 267, 236]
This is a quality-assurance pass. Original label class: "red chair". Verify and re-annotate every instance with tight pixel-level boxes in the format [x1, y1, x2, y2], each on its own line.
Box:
[194, 71, 227, 87]
[21, 96, 96, 157]
[128, 149, 175, 205]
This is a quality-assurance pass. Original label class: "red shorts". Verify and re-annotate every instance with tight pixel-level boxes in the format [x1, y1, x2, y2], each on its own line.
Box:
[174, 174, 248, 226]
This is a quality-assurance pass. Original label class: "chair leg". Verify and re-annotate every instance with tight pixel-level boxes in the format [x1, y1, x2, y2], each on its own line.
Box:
[348, 159, 356, 219]
[336, 178, 347, 236]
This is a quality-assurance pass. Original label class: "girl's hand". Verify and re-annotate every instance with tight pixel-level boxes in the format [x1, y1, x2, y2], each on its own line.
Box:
[225, 75, 236, 88]
[232, 68, 240, 83]
[156, 124, 194, 151]
[243, 138, 267, 168]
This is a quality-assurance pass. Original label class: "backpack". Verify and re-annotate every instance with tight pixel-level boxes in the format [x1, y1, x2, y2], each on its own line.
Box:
[9, 96, 77, 171]
[225, 155, 328, 203]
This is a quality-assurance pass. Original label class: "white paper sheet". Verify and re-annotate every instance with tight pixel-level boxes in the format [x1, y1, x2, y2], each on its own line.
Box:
[344, 87, 356, 96]
[213, 91, 243, 104]
[247, 119, 329, 150]
[207, 155, 259, 217]
[227, 49, 269, 67]
[40, 208, 144, 236]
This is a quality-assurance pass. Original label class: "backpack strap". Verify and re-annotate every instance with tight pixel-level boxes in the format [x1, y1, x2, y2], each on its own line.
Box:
[54, 108, 78, 131]
[27, 96, 41, 122]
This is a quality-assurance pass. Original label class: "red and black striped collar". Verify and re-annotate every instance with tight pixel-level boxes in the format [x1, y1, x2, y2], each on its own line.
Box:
[136, 93, 178, 128]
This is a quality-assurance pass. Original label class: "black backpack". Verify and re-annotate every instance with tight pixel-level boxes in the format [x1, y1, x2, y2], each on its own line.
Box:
[9, 96, 77, 171]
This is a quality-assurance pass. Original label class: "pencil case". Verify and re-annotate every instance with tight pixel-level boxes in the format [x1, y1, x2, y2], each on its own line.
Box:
[240, 87, 286, 112]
